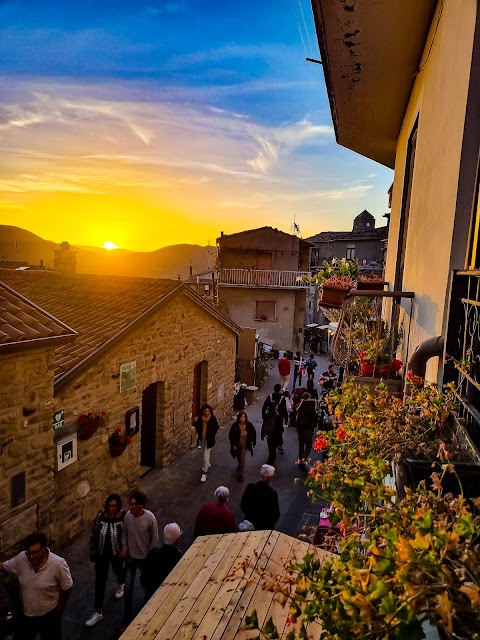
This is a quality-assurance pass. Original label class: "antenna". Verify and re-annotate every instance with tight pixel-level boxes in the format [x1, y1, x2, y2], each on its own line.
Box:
[290, 214, 301, 237]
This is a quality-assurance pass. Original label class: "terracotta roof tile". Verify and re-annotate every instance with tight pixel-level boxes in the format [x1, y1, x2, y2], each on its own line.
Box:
[0, 282, 76, 349]
[0, 271, 181, 381]
[306, 226, 388, 243]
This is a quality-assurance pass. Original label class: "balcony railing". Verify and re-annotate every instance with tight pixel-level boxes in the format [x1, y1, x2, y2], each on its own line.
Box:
[218, 269, 311, 288]
[445, 270, 480, 451]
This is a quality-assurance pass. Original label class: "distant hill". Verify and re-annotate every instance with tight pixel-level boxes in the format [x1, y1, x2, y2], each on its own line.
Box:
[0, 225, 214, 280]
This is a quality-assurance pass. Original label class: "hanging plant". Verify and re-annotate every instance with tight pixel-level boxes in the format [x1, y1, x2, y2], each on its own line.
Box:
[77, 411, 107, 440]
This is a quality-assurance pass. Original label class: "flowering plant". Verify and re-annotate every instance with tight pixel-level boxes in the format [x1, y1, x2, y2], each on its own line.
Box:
[322, 273, 357, 289]
[77, 411, 107, 438]
[311, 258, 360, 285]
[108, 426, 132, 448]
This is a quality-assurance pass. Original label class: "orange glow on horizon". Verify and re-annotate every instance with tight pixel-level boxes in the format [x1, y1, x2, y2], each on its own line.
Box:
[103, 241, 119, 250]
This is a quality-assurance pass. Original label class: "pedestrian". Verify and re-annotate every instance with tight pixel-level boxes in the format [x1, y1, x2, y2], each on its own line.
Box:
[121, 491, 159, 625]
[306, 378, 319, 400]
[228, 411, 256, 482]
[0, 532, 73, 640]
[319, 364, 338, 392]
[261, 402, 284, 465]
[277, 353, 291, 391]
[141, 523, 182, 603]
[296, 392, 318, 471]
[85, 493, 126, 628]
[194, 486, 237, 537]
[306, 353, 318, 380]
[292, 351, 306, 389]
[192, 403, 220, 483]
[240, 465, 280, 531]
[262, 384, 288, 452]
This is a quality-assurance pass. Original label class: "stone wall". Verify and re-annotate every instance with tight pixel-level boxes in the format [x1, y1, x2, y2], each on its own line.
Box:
[53, 292, 236, 545]
[0, 347, 56, 554]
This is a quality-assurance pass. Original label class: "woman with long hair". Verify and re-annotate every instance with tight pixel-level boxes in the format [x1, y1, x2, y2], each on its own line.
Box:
[85, 494, 126, 628]
[192, 403, 220, 483]
[228, 411, 256, 482]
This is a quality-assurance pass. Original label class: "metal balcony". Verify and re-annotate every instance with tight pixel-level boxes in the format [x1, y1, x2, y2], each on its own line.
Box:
[218, 268, 311, 288]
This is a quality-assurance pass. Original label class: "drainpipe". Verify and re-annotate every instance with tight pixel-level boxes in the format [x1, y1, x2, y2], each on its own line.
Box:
[406, 335, 444, 383]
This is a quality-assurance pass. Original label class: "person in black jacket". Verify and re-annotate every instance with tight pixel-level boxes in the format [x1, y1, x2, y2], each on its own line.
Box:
[141, 523, 182, 602]
[192, 403, 220, 483]
[229, 411, 256, 482]
[262, 383, 288, 452]
[261, 403, 284, 465]
[240, 465, 280, 530]
[296, 392, 318, 471]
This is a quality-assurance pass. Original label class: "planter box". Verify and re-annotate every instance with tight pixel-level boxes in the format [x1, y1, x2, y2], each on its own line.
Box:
[320, 284, 350, 308]
[356, 280, 386, 291]
[345, 375, 403, 397]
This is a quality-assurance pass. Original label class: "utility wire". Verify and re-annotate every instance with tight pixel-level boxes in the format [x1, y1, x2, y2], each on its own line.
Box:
[297, 0, 313, 58]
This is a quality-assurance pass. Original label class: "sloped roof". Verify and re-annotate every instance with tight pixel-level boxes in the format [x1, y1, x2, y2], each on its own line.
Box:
[217, 226, 312, 246]
[0, 282, 76, 353]
[0, 270, 239, 388]
[354, 209, 375, 221]
[307, 226, 388, 244]
[121, 530, 332, 640]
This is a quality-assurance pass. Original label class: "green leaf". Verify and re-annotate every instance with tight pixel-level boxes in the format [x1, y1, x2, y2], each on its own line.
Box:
[263, 617, 279, 639]
[243, 610, 259, 630]
[455, 513, 476, 538]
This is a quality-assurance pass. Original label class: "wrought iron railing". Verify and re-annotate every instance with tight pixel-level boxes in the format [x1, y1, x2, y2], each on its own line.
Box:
[445, 270, 480, 450]
[218, 269, 311, 288]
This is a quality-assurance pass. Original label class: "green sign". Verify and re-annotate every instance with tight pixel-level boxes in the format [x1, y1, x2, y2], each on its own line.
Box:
[53, 409, 65, 430]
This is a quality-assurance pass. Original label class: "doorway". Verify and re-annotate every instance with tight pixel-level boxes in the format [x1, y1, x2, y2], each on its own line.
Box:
[192, 361, 208, 423]
[141, 381, 165, 467]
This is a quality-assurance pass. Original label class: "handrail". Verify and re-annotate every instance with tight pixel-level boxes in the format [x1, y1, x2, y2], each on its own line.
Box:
[347, 290, 415, 299]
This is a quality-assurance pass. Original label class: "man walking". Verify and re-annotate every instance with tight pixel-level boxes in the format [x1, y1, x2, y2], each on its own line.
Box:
[121, 491, 159, 624]
[0, 532, 72, 640]
[306, 353, 318, 380]
[194, 486, 237, 537]
[277, 354, 291, 391]
[141, 523, 182, 603]
[240, 465, 280, 530]
[296, 392, 318, 471]
[292, 351, 306, 390]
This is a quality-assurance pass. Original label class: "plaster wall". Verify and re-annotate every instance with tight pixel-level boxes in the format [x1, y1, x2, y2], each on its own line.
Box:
[313, 239, 384, 266]
[218, 287, 304, 351]
[385, 0, 476, 381]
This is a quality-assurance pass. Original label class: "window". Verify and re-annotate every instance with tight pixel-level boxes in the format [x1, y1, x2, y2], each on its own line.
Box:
[346, 246, 356, 260]
[255, 301, 276, 321]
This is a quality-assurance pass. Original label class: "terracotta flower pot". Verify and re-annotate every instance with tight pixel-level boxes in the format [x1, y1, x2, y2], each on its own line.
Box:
[320, 284, 350, 308]
[109, 444, 127, 457]
[359, 353, 403, 377]
[78, 426, 98, 440]
[356, 279, 385, 291]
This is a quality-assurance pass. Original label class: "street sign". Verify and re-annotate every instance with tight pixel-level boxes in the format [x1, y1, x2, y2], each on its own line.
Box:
[53, 409, 65, 430]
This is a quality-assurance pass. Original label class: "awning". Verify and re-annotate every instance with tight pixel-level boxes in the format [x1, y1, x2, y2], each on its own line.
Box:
[257, 336, 275, 347]
[305, 323, 319, 328]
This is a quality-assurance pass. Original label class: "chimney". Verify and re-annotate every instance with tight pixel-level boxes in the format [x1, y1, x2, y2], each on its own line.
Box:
[53, 241, 77, 275]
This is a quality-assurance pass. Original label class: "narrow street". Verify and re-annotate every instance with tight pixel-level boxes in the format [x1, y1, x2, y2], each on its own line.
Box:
[60, 352, 331, 639]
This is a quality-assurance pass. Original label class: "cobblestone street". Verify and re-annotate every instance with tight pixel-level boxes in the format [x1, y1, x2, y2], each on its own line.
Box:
[60, 353, 331, 639]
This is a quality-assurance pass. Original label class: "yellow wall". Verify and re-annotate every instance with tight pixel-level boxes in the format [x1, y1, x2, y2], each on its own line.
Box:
[385, 0, 477, 381]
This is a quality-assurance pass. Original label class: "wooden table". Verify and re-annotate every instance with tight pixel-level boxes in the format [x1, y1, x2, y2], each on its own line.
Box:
[121, 530, 334, 640]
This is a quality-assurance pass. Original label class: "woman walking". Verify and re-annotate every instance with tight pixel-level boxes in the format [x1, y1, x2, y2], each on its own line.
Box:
[85, 494, 126, 627]
[261, 403, 284, 466]
[229, 411, 256, 482]
[193, 403, 220, 482]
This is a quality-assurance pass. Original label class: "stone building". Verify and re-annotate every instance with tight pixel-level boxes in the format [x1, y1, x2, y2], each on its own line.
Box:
[307, 210, 387, 272]
[216, 227, 312, 352]
[0, 270, 239, 551]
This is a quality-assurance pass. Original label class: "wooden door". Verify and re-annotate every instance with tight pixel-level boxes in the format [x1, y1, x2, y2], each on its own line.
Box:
[141, 382, 157, 467]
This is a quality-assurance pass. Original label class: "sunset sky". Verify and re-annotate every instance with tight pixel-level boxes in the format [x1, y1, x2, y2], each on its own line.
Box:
[0, 0, 392, 251]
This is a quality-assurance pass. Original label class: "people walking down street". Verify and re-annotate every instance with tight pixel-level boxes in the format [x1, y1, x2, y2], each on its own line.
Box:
[85, 494, 126, 628]
[142, 524, 182, 603]
[261, 383, 288, 424]
[296, 392, 318, 471]
[229, 411, 256, 482]
[194, 486, 237, 537]
[240, 465, 280, 531]
[306, 378, 319, 401]
[192, 403, 220, 483]
[261, 403, 284, 465]
[306, 353, 318, 380]
[277, 354, 291, 391]
[121, 491, 159, 625]
[0, 532, 73, 640]
[292, 351, 306, 390]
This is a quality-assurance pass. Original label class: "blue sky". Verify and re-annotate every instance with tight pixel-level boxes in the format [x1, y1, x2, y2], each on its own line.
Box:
[0, 0, 392, 250]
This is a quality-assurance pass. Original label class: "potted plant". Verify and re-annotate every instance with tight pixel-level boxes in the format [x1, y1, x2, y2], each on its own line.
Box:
[77, 411, 107, 440]
[108, 427, 132, 457]
[357, 272, 386, 291]
[309, 259, 360, 308]
[357, 323, 403, 378]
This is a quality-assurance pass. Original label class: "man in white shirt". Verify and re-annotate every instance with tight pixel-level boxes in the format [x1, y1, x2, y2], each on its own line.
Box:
[0, 532, 72, 640]
[121, 491, 159, 624]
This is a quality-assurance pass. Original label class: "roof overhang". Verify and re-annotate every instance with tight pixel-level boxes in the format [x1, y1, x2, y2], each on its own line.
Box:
[311, 0, 437, 168]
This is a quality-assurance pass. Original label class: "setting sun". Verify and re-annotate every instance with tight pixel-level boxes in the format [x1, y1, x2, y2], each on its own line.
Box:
[103, 241, 119, 250]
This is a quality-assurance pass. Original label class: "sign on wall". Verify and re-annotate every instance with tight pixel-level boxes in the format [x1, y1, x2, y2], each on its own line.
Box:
[53, 409, 65, 430]
[120, 361, 137, 393]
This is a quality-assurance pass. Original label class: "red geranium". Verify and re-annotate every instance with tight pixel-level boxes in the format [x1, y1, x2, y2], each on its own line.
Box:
[313, 434, 328, 452]
[337, 427, 347, 441]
